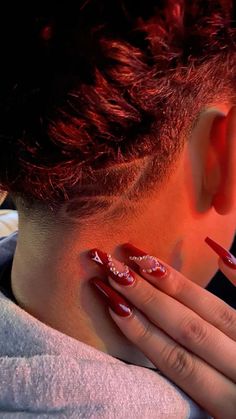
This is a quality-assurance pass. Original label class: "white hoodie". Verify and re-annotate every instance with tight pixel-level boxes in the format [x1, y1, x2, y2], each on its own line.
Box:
[0, 233, 213, 418]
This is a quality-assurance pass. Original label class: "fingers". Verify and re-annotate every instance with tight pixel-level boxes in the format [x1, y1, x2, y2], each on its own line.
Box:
[107, 271, 236, 382]
[89, 245, 236, 418]
[121, 243, 236, 342]
[108, 307, 236, 419]
[89, 246, 236, 379]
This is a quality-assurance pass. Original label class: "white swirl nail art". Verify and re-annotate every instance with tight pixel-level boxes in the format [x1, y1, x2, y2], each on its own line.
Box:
[129, 255, 166, 275]
[107, 254, 134, 282]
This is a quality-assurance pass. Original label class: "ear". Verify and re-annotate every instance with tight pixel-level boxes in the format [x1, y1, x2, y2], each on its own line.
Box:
[204, 106, 236, 215]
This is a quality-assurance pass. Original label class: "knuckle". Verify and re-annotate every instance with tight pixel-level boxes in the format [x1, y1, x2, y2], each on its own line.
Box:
[162, 344, 196, 381]
[168, 270, 185, 297]
[214, 305, 236, 334]
[134, 319, 154, 346]
[180, 316, 208, 346]
[139, 288, 157, 309]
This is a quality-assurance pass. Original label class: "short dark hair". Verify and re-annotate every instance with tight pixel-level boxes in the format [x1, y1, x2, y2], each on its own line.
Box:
[0, 1, 236, 222]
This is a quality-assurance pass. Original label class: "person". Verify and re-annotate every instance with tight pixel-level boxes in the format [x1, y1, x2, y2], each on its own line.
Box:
[0, 1, 235, 417]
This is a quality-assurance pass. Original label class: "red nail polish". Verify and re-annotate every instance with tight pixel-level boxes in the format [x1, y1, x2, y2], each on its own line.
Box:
[90, 277, 133, 317]
[205, 237, 236, 269]
[122, 243, 147, 257]
[122, 243, 167, 278]
[89, 249, 135, 286]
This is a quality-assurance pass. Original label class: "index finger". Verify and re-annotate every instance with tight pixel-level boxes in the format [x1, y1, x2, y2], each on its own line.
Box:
[122, 243, 236, 341]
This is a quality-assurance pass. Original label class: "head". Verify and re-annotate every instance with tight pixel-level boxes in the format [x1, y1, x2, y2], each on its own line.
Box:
[0, 0, 236, 286]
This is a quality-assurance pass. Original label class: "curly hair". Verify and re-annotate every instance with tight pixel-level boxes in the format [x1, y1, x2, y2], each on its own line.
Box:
[0, 0, 236, 223]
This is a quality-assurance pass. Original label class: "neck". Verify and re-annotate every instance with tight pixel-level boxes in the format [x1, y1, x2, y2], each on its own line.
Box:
[10, 168, 185, 369]
[10, 211, 183, 369]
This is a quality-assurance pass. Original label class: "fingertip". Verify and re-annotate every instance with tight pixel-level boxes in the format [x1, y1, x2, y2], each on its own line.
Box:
[218, 258, 236, 287]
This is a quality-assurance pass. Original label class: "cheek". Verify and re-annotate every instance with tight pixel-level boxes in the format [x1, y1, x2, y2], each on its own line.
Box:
[215, 214, 236, 250]
[181, 249, 219, 288]
[182, 218, 235, 288]
[179, 226, 221, 287]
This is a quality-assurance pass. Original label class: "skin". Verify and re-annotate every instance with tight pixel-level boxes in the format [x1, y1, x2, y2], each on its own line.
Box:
[9, 102, 236, 371]
[105, 249, 236, 418]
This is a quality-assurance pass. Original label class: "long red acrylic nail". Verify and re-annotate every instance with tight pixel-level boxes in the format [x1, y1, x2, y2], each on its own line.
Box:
[122, 243, 167, 278]
[89, 248, 135, 285]
[205, 237, 236, 269]
[90, 277, 133, 317]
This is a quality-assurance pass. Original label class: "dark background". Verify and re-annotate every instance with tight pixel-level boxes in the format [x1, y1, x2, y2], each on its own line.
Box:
[1, 195, 236, 309]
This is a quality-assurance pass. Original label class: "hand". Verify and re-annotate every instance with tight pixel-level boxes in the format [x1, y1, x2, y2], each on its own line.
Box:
[89, 238, 236, 419]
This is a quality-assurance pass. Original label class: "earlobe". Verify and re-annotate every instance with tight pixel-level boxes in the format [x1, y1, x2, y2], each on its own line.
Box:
[211, 106, 236, 215]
